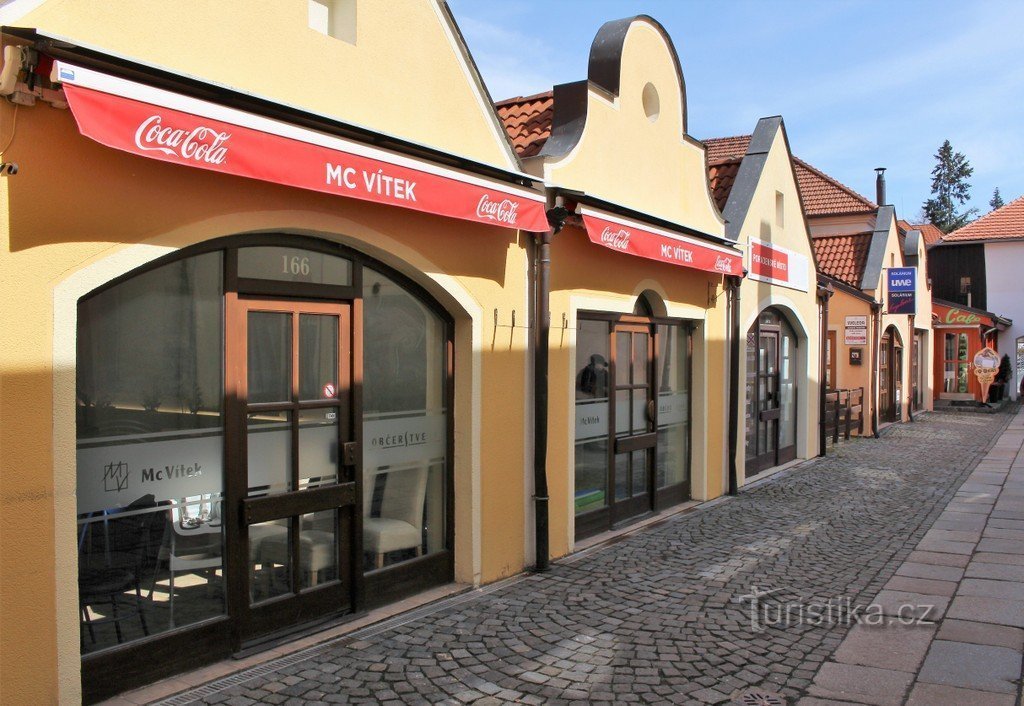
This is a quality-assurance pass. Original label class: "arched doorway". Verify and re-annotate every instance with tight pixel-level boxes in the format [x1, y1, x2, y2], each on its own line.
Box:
[880, 325, 904, 423]
[745, 308, 798, 476]
[573, 293, 693, 539]
[74, 235, 454, 689]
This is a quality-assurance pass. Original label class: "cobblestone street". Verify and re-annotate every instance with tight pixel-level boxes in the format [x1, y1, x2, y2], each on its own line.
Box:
[161, 409, 1016, 706]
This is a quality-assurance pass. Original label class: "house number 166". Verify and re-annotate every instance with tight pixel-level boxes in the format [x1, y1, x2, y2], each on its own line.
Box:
[282, 255, 311, 276]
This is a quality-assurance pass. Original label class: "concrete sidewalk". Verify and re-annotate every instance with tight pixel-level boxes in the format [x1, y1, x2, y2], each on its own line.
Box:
[804, 406, 1024, 705]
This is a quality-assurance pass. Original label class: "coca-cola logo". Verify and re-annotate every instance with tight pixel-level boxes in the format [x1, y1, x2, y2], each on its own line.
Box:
[714, 255, 734, 273]
[476, 194, 520, 224]
[600, 226, 631, 250]
[134, 115, 230, 165]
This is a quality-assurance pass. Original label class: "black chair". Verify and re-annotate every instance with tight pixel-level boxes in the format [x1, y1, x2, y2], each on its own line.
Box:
[78, 495, 161, 648]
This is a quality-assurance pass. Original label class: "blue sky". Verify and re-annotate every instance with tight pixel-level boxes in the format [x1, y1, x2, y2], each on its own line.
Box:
[448, 0, 1024, 223]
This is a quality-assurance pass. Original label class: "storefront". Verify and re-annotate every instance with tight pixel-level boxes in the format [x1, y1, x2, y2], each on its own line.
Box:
[0, 4, 552, 702]
[932, 299, 1011, 402]
[498, 16, 741, 546]
[704, 117, 821, 480]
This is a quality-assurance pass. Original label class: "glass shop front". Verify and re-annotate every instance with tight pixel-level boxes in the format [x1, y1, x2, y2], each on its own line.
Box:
[75, 235, 452, 697]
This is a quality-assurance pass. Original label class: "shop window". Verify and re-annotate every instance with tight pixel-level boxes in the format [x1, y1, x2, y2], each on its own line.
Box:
[655, 324, 690, 489]
[943, 332, 969, 393]
[574, 319, 610, 515]
[308, 0, 356, 44]
[362, 269, 447, 571]
[76, 252, 226, 653]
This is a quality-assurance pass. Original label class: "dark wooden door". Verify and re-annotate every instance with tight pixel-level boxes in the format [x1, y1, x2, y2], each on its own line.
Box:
[227, 297, 357, 644]
[610, 324, 656, 525]
[748, 330, 782, 475]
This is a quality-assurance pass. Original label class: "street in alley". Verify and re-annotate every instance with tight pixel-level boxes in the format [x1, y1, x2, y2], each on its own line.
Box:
[143, 407, 1023, 706]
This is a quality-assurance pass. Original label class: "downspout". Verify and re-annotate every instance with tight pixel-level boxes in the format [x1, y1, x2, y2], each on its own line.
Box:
[871, 300, 882, 438]
[907, 313, 915, 422]
[532, 199, 568, 573]
[817, 281, 834, 456]
[726, 274, 742, 496]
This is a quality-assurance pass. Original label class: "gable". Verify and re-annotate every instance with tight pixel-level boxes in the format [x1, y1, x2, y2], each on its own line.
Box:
[531, 16, 723, 235]
[9, 0, 519, 169]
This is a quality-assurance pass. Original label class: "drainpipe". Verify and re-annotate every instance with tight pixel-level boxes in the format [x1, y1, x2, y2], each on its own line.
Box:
[870, 301, 882, 438]
[817, 281, 834, 456]
[726, 274, 742, 496]
[532, 201, 568, 573]
[907, 313, 915, 422]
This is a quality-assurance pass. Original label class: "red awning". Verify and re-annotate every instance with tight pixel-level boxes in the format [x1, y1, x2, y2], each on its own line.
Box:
[54, 62, 548, 232]
[580, 207, 742, 275]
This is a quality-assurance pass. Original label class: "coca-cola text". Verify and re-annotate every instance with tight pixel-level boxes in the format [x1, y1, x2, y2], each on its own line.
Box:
[134, 115, 230, 165]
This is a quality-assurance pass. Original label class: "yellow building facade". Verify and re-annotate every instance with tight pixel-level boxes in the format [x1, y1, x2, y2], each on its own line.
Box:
[0, 4, 747, 702]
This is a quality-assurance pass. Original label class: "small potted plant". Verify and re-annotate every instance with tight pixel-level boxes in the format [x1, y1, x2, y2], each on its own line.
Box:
[990, 354, 1012, 403]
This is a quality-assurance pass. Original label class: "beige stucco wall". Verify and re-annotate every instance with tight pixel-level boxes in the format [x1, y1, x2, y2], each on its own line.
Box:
[826, 288, 877, 430]
[0, 2, 531, 700]
[870, 218, 919, 424]
[537, 19, 724, 237]
[530, 17, 730, 552]
[734, 128, 821, 479]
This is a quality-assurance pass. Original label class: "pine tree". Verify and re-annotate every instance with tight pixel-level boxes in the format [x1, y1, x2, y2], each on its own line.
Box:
[922, 140, 978, 232]
[990, 187, 1005, 211]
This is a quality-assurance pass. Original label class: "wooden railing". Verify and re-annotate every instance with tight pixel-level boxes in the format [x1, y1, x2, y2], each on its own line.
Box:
[823, 387, 864, 444]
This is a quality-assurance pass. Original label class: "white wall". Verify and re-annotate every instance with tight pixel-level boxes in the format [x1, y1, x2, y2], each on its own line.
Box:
[985, 241, 1024, 400]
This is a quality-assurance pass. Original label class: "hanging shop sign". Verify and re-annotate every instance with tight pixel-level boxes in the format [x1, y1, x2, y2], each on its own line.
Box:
[54, 62, 549, 232]
[886, 267, 917, 314]
[844, 315, 868, 345]
[579, 207, 743, 275]
[932, 302, 993, 328]
[747, 238, 810, 292]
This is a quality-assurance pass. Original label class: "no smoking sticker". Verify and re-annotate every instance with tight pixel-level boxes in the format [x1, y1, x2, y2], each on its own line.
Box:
[322, 382, 336, 398]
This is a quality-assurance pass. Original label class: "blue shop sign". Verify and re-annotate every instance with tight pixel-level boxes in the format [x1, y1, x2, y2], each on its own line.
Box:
[887, 267, 916, 314]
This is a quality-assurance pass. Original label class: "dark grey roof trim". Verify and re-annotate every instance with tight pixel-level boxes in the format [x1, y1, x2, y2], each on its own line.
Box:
[903, 229, 921, 267]
[540, 15, 688, 159]
[861, 205, 895, 290]
[722, 116, 780, 241]
[538, 81, 588, 158]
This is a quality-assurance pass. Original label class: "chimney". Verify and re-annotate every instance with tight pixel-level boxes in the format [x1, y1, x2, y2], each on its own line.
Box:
[875, 167, 887, 206]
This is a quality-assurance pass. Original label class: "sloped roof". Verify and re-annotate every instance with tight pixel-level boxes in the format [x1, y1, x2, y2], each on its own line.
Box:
[811, 232, 873, 287]
[943, 194, 1024, 242]
[703, 135, 876, 217]
[708, 160, 741, 212]
[898, 220, 944, 246]
[495, 91, 554, 158]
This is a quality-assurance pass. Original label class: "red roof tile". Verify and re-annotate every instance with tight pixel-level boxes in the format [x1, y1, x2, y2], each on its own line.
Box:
[708, 159, 740, 212]
[812, 232, 873, 287]
[897, 220, 944, 246]
[495, 91, 554, 158]
[704, 135, 877, 217]
[943, 194, 1024, 242]
[703, 135, 751, 164]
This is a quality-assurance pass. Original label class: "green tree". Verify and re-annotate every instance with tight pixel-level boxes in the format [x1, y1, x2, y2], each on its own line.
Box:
[922, 140, 978, 232]
[990, 187, 1005, 210]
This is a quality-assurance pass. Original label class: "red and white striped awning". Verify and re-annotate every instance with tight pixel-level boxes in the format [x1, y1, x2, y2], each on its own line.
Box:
[54, 61, 549, 232]
[579, 206, 742, 275]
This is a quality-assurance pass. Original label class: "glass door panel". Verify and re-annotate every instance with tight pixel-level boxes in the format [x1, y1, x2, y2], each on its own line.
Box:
[233, 298, 354, 641]
[611, 326, 654, 525]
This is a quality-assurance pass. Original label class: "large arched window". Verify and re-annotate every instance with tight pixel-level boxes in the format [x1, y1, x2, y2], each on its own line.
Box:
[75, 237, 453, 676]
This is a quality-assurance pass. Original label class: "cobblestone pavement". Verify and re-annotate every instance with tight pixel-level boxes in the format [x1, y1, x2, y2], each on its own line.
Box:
[171, 410, 1014, 706]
